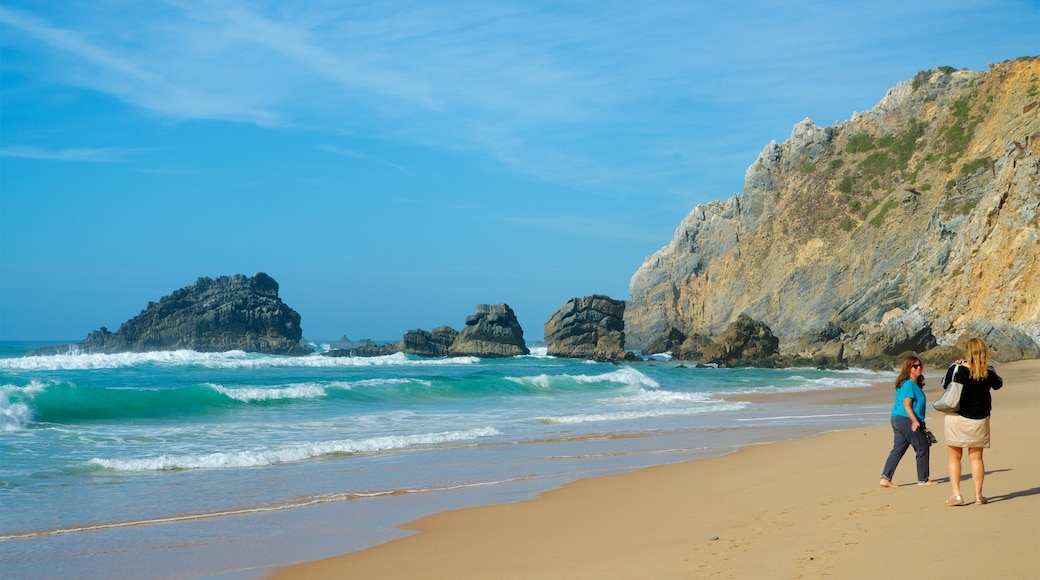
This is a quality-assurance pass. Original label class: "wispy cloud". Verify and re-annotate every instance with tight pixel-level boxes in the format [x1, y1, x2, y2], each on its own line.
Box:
[1, 1, 1034, 197]
[315, 145, 408, 173]
[0, 145, 138, 163]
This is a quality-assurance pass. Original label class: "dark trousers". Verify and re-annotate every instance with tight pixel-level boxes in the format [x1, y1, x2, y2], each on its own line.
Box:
[880, 415, 931, 483]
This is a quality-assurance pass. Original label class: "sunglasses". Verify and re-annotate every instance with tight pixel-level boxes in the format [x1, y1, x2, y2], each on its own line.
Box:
[911, 363, 922, 368]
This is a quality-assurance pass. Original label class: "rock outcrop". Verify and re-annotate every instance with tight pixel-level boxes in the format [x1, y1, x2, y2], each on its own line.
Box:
[626, 57, 1040, 364]
[402, 326, 460, 357]
[449, 304, 530, 357]
[641, 326, 688, 356]
[29, 273, 310, 356]
[544, 295, 637, 361]
[642, 317, 781, 367]
[324, 304, 528, 359]
[701, 314, 780, 367]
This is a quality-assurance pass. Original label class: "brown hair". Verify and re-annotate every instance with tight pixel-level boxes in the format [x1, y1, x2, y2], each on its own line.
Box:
[895, 356, 924, 388]
[965, 338, 990, 381]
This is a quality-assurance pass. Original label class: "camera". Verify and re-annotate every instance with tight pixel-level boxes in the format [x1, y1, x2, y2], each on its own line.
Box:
[924, 428, 938, 445]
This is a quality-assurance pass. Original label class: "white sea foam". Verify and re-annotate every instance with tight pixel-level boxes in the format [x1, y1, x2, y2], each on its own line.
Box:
[608, 389, 714, 404]
[2, 349, 480, 371]
[208, 383, 329, 402]
[575, 366, 660, 388]
[526, 345, 549, 357]
[716, 371, 881, 395]
[536, 401, 749, 424]
[505, 366, 660, 390]
[0, 398, 32, 431]
[207, 378, 432, 402]
[88, 426, 502, 472]
[348, 378, 432, 388]
[0, 380, 51, 430]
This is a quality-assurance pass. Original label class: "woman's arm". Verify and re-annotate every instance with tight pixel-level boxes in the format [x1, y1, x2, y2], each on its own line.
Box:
[988, 367, 1004, 390]
[903, 397, 920, 430]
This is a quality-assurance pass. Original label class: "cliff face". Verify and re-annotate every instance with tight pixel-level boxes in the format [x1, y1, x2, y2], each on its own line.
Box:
[30, 273, 311, 356]
[627, 57, 1040, 360]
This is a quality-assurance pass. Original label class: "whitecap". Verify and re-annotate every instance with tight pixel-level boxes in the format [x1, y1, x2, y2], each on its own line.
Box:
[504, 366, 660, 391]
[608, 389, 713, 404]
[1, 349, 480, 371]
[0, 398, 33, 431]
[535, 401, 749, 424]
[208, 383, 328, 403]
[87, 426, 502, 472]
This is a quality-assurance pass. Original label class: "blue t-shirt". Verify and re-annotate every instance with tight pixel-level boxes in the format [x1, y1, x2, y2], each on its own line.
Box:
[891, 378, 926, 420]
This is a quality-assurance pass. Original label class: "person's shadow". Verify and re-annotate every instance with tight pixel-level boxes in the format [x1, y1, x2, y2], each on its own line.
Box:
[988, 485, 1040, 503]
[931, 469, 1039, 503]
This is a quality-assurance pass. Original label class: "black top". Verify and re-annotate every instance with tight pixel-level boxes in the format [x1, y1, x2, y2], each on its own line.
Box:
[941, 364, 1004, 420]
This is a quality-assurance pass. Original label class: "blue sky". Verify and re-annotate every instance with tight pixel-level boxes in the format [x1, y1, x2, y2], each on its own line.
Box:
[1, 1, 1037, 343]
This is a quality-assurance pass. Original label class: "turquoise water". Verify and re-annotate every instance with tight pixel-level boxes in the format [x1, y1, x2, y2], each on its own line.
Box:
[0, 341, 888, 579]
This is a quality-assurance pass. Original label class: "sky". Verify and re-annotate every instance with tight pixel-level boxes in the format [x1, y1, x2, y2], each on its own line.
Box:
[1, 1, 1037, 343]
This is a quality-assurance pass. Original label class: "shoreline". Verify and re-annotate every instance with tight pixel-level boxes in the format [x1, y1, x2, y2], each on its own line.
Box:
[266, 359, 1039, 578]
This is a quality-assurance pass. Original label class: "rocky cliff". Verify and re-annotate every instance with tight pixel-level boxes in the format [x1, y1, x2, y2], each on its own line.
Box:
[627, 57, 1040, 362]
[29, 273, 311, 356]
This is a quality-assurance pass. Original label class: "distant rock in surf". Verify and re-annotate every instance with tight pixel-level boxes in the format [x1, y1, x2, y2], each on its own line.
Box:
[543, 295, 637, 362]
[449, 303, 529, 357]
[701, 314, 780, 367]
[28, 273, 311, 357]
[403, 326, 460, 357]
[324, 303, 529, 359]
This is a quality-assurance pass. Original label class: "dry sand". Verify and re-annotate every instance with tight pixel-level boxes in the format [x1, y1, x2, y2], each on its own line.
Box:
[267, 360, 1039, 579]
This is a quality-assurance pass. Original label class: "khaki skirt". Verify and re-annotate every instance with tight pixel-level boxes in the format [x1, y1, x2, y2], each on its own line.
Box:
[944, 414, 991, 448]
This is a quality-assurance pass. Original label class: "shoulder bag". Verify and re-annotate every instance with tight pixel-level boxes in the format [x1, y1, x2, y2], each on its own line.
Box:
[933, 363, 964, 413]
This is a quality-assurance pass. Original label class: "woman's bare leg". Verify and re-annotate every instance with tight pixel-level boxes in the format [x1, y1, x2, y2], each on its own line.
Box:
[947, 446, 963, 500]
[969, 447, 985, 500]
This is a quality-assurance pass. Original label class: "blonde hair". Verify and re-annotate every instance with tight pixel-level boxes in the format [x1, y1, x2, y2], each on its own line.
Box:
[965, 338, 990, 381]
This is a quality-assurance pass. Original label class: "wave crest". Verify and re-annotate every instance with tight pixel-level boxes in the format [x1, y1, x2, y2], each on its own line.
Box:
[1, 350, 480, 371]
[87, 426, 502, 472]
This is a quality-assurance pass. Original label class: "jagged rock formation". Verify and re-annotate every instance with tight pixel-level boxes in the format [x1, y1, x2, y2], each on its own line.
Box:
[701, 314, 780, 367]
[324, 304, 528, 358]
[544, 295, 637, 361]
[627, 57, 1040, 364]
[28, 273, 310, 356]
[448, 304, 530, 357]
[403, 326, 461, 357]
[642, 327, 688, 356]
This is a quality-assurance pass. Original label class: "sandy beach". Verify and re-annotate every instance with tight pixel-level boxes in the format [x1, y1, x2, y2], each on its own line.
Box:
[268, 359, 1039, 579]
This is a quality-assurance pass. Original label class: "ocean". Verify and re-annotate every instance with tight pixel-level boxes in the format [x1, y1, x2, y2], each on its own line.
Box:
[0, 341, 890, 579]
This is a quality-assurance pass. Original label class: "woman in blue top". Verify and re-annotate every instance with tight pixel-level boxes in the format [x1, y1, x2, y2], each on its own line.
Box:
[879, 356, 938, 488]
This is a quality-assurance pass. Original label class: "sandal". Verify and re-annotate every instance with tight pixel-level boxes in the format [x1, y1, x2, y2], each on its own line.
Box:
[974, 496, 988, 505]
[944, 496, 964, 507]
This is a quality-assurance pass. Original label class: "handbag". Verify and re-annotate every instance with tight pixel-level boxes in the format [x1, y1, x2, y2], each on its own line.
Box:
[933, 363, 964, 413]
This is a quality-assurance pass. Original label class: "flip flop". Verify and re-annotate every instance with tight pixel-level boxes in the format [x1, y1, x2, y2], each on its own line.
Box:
[974, 496, 988, 505]
[944, 496, 964, 507]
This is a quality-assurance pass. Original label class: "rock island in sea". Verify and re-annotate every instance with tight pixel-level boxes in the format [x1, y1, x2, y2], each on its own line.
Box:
[28, 272, 311, 357]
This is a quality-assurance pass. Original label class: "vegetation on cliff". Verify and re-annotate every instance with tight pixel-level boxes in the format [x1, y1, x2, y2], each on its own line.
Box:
[627, 57, 1040, 364]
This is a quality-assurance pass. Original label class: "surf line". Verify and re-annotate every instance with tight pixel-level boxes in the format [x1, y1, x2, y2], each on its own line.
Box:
[0, 477, 533, 541]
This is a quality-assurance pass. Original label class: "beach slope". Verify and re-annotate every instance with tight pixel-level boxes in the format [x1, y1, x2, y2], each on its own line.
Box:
[268, 360, 1039, 578]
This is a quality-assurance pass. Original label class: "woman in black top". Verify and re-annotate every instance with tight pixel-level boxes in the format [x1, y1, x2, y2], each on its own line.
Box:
[941, 338, 1003, 506]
